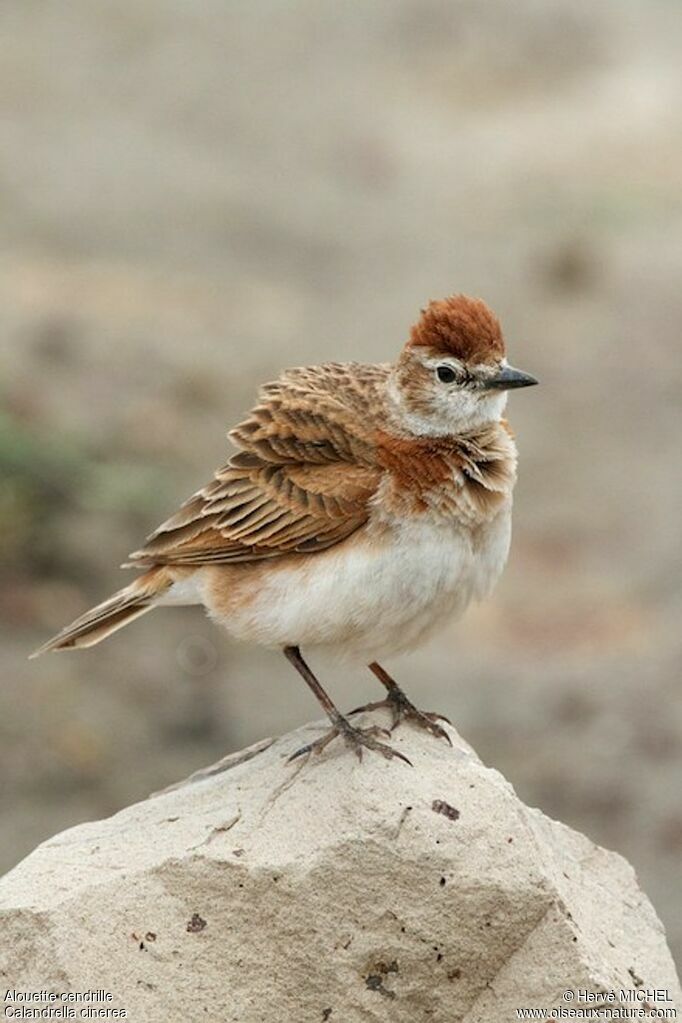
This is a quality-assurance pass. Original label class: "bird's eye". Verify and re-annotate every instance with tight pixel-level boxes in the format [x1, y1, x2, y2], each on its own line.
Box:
[436, 365, 457, 384]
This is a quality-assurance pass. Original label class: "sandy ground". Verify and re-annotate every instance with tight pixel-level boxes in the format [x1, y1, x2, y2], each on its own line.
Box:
[1, 0, 681, 967]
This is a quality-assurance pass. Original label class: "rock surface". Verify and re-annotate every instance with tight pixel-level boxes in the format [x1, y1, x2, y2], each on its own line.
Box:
[0, 717, 679, 1022]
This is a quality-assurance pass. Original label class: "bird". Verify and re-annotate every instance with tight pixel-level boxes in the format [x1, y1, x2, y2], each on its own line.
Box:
[32, 294, 537, 764]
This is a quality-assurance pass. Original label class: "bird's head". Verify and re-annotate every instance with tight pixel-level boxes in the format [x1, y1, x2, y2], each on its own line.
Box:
[390, 294, 537, 435]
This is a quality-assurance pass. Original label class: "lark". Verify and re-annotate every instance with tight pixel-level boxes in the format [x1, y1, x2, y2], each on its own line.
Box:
[33, 295, 537, 763]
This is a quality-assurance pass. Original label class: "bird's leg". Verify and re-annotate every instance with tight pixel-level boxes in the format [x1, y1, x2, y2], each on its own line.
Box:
[283, 646, 410, 765]
[349, 661, 451, 744]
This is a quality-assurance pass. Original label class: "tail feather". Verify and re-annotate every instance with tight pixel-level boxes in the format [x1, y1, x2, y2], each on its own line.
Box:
[30, 568, 171, 657]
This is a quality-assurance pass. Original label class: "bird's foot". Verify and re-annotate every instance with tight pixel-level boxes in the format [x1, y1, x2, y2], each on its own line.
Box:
[350, 688, 452, 745]
[288, 718, 412, 765]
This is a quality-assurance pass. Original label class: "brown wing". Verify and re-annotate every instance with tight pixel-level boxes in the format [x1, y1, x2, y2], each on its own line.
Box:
[229, 361, 390, 467]
[127, 363, 388, 567]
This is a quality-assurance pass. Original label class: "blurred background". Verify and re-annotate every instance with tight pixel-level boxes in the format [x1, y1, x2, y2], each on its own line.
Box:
[1, 0, 681, 965]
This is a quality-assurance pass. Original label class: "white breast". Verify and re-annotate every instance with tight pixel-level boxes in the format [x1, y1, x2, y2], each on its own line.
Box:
[207, 508, 512, 661]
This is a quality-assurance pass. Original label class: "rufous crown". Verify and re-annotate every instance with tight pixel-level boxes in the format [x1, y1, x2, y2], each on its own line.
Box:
[408, 295, 505, 365]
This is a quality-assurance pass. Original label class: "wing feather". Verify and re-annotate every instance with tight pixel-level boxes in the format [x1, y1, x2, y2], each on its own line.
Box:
[126, 363, 388, 567]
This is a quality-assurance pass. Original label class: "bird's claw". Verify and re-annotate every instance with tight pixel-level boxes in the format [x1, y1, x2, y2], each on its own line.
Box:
[288, 720, 411, 765]
[350, 691, 452, 745]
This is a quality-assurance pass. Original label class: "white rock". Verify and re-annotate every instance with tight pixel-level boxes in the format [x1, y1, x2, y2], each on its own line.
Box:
[0, 718, 679, 1022]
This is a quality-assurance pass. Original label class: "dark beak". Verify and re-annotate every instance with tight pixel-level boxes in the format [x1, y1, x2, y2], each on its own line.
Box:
[484, 365, 538, 391]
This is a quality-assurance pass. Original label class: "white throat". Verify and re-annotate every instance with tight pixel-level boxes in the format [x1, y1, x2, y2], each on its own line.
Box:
[387, 376, 508, 437]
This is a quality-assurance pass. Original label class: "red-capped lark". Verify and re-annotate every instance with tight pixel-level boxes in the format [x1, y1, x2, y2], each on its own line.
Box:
[33, 295, 537, 764]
